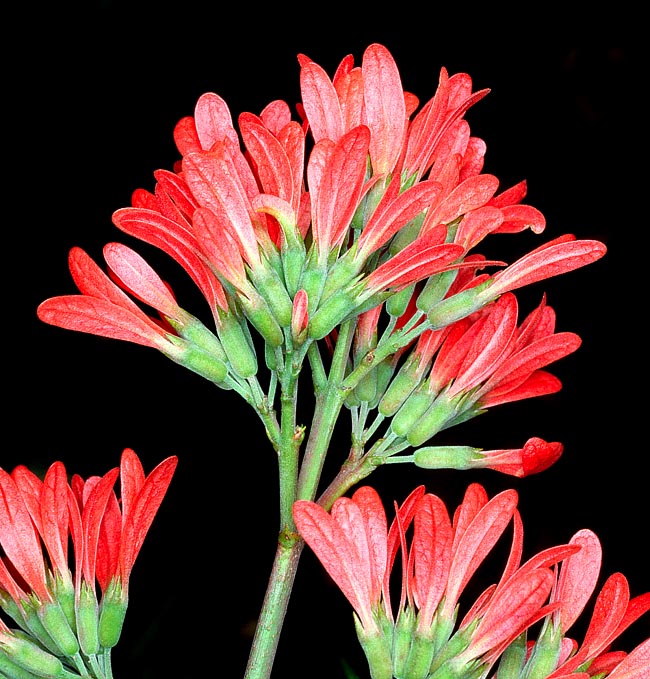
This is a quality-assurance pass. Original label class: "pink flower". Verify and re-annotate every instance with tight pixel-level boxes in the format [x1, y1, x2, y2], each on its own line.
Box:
[0, 449, 177, 667]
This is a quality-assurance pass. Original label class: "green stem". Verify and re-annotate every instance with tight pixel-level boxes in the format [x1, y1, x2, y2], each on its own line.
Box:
[243, 532, 304, 679]
[296, 320, 355, 502]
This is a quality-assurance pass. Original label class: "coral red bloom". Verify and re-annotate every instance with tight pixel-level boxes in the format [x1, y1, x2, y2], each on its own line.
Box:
[0, 449, 177, 674]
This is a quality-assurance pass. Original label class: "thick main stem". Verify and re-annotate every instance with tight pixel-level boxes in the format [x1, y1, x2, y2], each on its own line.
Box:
[243, 533, 304, 679]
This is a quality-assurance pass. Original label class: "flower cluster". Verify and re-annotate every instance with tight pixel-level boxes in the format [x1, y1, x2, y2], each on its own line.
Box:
[0, 450, 177, 679]
[293, 484, 650, 679]
[37, 44, 606, 481]
[32, 42, 640, 679]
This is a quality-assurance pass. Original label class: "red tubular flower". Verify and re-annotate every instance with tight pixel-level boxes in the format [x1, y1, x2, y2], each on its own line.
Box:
[0, 449, 177, 672]
[295, 483, 648, 679]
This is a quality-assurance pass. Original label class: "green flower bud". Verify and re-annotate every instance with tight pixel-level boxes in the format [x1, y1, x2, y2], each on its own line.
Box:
[407, 397, 458, 447]
[0, 634, 66, 678]
[369, 358, 396, 410]
[307, 287, 359, 340]
[98, 584, 127, 650]
[386, 284, 414, 318]
[416, 269, 457, 312]
[253, 267, 294, 328]
[173, 342, 229, 384]
[217, 312, 258, 378]
[75, 582, 99, 656]
[12, 600, 60, 657]
[493, 632, 527, 679]
[392, 607, 416, 679]
[238, 295, 284, 348]
[38, 602, 78, 657]
[282, 245, 306, 298]
[390, 385, 436, 439]
[413, 446, 482, 471]
[426, 281, 492, 329]
[170, 312, 228, 363]
[379, 354, 426, 417]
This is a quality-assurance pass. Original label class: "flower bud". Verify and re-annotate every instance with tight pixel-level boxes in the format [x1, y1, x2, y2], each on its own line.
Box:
[0, 632, 66, 678]
[391, 607, 416, 678]
[413, 446, 481, 471]
[426, 281, 492, 329]
[390, 384, 436, 439]
[354, 615, 394, 679]
[406, 397, 458, 447]
[238, 295, 284, 347]
[98, 584, 128, 649]
[386, 284, 414, 318]
[39, 602, 79, 657]
[217, 312, 258, 378]
[75, 582, 99, 656]
[379, 354, 426, 417]
[253, 267, 294, 328]
[416, 270, 457, 312]
[307, 288, 359, 340]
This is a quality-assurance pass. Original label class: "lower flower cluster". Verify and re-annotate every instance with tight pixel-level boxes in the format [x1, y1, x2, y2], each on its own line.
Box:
[0, 449, 177, 679]
[293, 484, 649, 679]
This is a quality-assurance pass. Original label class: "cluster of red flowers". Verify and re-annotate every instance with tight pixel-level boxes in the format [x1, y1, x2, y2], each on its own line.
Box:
[294, 484, 649, 679]
[0, 450, 176, 678]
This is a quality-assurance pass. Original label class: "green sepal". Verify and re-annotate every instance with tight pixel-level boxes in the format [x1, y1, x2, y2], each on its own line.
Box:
[0, 648, 48, 679]
[251, 265, 294, 328]
[216, 310, 258, 378]
[354, 615, 393, 679]
[169, 340, 229, 384]
[495, 632, 528, 679]
[307, 286, 361, 340]
[168, 312, 228, 363]
[320, 248, 363, 303]
[401, 628, 436, 679]
[413, 446, 482, 471]
[522, 622, 562, 679]
[369, 358, 397, 410]
[238, 294, 284, 347]
[379, 354, 426, 417]
[281, 245, 306, 297]
[391, 607, 416, 679]
[407, 396, 458, 447]
[51, 576, 75, 633]
[0, 632, 66, 678]
[38, 602, 78, 657]
[75, 582, 99, 657]
[390, 384, 436, 439]
[416, 270, 457, 312]
[10, 599, 60, 657]
[354, 368, 377, 405]
[427, 281, 493, 329]
[98, 582, 127, 649]
[386, 284, 414, 318]
[298, 258, 327, 316]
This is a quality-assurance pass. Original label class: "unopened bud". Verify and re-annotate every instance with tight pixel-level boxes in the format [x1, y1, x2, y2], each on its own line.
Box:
[0, 632, 66, 678]
[390, 385, 436, 439]
[39, 602, 78, 657]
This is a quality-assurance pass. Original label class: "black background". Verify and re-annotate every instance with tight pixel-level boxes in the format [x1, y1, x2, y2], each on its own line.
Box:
[12, 6, 645, 678]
